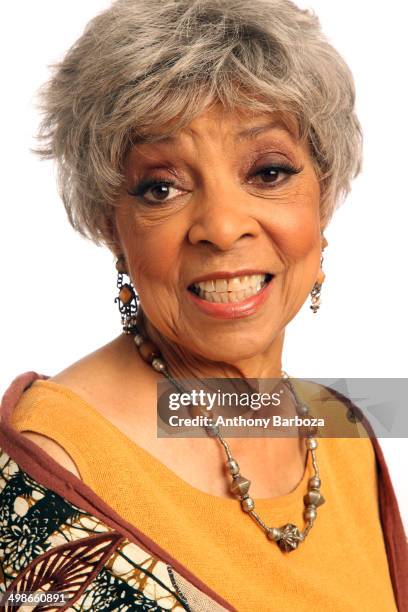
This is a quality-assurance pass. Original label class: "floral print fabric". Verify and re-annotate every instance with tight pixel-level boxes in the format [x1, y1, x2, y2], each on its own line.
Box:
[0, 451, 191, 610]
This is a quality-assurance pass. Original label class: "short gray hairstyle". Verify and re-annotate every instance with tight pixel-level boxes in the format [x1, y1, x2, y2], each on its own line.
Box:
[36, 0, 362, 246]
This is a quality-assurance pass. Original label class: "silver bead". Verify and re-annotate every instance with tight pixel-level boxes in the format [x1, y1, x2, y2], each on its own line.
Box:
[306, 438, 318, 450]
[297, 405, 309, 416]
[227, 459, 239, 476]
[304, 506, 317, 520]
[133, 334, 144, 347]
[230, 475, 251, 496]
[152, 358, 166, 372]
[303, 490, 323, 507]
[308, 476, 321, 490]
[277, 523, 303, 552]
[241, 497, 255, 512]
[267, 527, 282, 541]
[314, 492, 325, 507]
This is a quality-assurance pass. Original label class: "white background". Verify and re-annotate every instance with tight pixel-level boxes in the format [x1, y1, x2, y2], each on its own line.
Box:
[0, 1, 407, 529]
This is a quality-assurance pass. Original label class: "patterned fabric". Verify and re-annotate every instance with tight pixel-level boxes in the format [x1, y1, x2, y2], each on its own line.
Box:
[0, 450, 192, 611]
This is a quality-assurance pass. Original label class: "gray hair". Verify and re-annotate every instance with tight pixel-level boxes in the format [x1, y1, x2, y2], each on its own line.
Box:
[35, 0, 362, 246]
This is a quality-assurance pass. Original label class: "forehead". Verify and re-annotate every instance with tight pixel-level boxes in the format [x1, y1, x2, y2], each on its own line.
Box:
[132, 104, 301, 147]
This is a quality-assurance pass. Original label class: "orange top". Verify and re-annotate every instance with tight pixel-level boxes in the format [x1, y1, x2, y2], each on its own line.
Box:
[11, 380, 397, 612]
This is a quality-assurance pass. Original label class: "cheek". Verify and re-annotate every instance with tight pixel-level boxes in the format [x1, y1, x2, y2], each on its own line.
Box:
[116, 208, 183, 288]
[281, 211, 320, 261]
[264, 179, 321, 262]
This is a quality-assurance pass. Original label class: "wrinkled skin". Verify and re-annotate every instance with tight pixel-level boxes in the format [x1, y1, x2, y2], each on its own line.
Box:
[113, 103, 323, 380]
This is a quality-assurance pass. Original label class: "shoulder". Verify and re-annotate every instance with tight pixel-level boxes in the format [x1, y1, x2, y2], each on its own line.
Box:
[8, 334, 155, 481]
[50, 334, 136, 397]
[11, 333, 151, 429]
[49, 333, 154, 413]
[11, 382, 87, 479]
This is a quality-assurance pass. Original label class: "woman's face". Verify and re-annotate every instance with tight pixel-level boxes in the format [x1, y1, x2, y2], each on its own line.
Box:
[114, 104, 322, 364]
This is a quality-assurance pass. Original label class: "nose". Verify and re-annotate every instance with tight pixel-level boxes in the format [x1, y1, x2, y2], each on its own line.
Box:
[187, 185, 260, 251]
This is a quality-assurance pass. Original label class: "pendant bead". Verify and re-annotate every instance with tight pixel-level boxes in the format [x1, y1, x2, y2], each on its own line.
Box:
[277, 524, 303, 552]
[230, 475, 251, 496]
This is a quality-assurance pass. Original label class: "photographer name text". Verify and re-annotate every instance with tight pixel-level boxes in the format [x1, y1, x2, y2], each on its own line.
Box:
[167, 415, 325, 428]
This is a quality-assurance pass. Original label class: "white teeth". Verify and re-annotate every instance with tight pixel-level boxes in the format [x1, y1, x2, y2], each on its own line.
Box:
[215, 279, 228, 292]
[203, 280, 215, 292]
[227, 277, 243, 291]
[191, 273, 271, 303]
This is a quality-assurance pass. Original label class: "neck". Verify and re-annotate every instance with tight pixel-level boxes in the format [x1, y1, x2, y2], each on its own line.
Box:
[138, 311, 285, 382]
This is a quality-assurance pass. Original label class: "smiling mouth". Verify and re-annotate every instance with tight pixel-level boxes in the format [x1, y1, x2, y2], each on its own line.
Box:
[188, 273, 273, 303]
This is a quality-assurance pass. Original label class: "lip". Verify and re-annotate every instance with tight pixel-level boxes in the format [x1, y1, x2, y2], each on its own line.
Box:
[186, 275, 274, 320]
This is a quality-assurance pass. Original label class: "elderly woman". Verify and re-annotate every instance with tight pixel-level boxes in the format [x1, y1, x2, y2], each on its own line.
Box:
[0, 0, 406, 610]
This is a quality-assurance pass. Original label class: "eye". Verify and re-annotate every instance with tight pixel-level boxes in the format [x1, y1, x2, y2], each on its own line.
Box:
[249, 164, 302, 187]
[127, 178, 185, 204]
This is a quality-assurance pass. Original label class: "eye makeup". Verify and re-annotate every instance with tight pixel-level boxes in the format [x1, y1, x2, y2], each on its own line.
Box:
[126, 142, 305, 205]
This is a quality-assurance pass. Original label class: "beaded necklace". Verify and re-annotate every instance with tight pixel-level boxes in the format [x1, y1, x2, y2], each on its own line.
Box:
[130, 327, 325, 553]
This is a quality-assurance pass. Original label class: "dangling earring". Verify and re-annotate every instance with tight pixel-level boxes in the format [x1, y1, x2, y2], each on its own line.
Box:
[115, 255, 139, 334]
[310, 236, 328, 313]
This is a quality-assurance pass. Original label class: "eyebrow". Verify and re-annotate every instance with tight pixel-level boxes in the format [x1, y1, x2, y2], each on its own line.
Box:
[236, 120, 298, 141]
